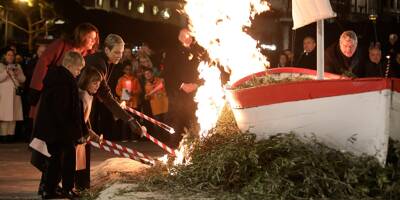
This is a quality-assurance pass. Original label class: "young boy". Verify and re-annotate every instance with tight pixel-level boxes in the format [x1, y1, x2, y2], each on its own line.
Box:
[33, 51, 87, 199]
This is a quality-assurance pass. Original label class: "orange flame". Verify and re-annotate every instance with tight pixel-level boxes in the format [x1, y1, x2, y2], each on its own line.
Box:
[184, 0, 270, 137]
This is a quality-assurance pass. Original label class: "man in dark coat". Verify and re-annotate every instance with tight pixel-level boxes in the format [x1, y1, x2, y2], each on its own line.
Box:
[325, 30, 363, 77]
[84, 34, 142, 139]
[360, 45, 385, 77]
[162, 28, 208, 147]
[295, 36, 316, 69]
[33, 51, 87, 199]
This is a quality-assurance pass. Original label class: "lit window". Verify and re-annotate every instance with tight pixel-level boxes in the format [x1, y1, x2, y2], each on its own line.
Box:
[152, 5, 159, 15]
[97, 0, 103, 7]
[128, 1, 132, 10]
[161, 8, 171, 19]
[137, 3, 145, 14]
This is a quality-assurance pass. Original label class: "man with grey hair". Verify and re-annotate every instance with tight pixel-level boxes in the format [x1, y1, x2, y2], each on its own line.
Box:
[85, 34, 142, 139]
[325, 30, 362, 77]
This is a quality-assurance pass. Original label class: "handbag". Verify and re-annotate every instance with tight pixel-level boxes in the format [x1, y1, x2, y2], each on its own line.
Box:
[6, 67, 24, 96]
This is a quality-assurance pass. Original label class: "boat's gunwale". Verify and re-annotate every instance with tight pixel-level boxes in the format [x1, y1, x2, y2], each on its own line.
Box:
[226, 67, 400, 109]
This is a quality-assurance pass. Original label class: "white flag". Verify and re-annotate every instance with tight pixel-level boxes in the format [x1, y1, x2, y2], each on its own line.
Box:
[292, 0, 336, 29]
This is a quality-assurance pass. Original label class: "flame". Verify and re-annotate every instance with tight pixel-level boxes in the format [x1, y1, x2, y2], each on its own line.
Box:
[194, 62, 225, 137]
[183, 0, 270, 137]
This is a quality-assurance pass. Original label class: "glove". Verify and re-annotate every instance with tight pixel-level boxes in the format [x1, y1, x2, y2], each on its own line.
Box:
[76, 136, 87, 144]
[127, 118, 143, 136]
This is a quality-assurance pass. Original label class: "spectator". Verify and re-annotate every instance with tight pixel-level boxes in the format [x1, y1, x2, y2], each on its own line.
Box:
[144, 68, 168, 135]
[283, 49, 294, 66]
[116, 63, 142, 109]
[295, 36, 316, 69]
[33, 51, 87, 199]
[21, 41, 49, 142]
[115, 63, 142, 141]
[0, 48, 26, 143]
[387, 52, 400, 78]
[325, 30, 362, 77]
[383, 33, 400, 59]
[361, 44, 385, 77]
[277, 53, 290, 68]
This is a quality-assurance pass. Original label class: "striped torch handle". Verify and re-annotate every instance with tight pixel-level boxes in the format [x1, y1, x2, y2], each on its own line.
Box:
[125, 106, 175, 134]
[143, 131, 176, 157]
[103, 139, 153, 161]
[89, 141, 154, 166]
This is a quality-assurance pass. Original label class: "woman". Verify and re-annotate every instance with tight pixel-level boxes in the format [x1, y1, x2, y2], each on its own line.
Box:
[29, 22, 99, 117]
[0, 48, 26, 143]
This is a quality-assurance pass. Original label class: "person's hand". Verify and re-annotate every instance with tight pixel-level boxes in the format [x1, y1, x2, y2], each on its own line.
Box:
[88, 129, 103, 143]
[13, 67, 22, 76]
[119, 101, 127, 109]
[180, 83, 198, 93]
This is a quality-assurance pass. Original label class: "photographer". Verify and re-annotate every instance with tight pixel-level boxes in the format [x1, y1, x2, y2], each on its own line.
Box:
[0, 48, 26, 143]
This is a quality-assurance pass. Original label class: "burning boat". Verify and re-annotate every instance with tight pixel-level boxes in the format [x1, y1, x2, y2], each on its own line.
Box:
[225, 67, 400, 164]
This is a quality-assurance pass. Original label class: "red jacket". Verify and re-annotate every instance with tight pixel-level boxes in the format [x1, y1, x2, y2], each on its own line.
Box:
[29, 39, 76, 118]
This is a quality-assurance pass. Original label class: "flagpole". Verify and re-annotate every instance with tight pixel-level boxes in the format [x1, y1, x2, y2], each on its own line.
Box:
[316, 20, 324, 80]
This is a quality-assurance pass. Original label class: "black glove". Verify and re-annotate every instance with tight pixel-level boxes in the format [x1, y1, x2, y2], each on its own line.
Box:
[128, 118, 143, 136]
[76, 136, 87, 144]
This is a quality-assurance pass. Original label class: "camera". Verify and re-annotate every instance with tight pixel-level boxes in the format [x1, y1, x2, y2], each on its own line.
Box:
[7, 64, 16, 71]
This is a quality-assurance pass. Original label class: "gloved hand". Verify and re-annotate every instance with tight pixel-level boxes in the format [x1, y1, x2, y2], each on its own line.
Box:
[76, 136, 87, 144]
[88, 129, 103, 144]
[127, 118, 143, 136]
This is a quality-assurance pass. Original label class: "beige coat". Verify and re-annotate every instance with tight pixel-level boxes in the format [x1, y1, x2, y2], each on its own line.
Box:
[0, 63, 25, 121]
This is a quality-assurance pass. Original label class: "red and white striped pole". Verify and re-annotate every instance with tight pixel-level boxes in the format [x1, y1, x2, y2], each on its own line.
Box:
[142, 131, 176, 157]
[89, 141, 155, 166]
[102, 139, 154, 162]
[125, 106, 175, 134]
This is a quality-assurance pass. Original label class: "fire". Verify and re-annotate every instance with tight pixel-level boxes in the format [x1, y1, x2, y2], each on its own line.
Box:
[194, 62, 225, 137]
[183, 0, 270, 137]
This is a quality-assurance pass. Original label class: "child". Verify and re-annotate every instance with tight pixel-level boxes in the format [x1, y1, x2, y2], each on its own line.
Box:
[32, 51, 86, 199]
[115, 63, 142, 141]
[75, 66, 103, 191]
[115, 63, 142, 109]
[144, 68, 168, 124]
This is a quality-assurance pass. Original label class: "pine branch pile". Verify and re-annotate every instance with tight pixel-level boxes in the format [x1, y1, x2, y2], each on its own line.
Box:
[139, 106, 400, 200]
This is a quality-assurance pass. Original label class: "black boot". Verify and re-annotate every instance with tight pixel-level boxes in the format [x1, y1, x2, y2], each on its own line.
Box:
[41, 190, 65, 199]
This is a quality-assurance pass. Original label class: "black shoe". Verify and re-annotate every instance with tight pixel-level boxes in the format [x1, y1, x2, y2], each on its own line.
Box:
[62, 189, 80, 199]
[41, 191, 65, 199]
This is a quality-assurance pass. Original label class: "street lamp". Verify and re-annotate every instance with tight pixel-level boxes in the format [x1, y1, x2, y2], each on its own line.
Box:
[14, 0, 34, 7]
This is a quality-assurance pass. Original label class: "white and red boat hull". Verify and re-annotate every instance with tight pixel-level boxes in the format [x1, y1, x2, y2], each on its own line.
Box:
[226, 68, 400, 164]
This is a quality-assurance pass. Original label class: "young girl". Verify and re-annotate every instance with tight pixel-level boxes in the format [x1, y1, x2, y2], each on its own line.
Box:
[115, 62, 142, 141]
[75, 66, 102, 191]
[116, 62, 142, 109]
[144, 68, 168, 123]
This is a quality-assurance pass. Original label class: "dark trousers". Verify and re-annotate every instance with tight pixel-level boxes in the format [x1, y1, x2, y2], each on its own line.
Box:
[45, 142, 76, 192]
[75, 144, 91, 190]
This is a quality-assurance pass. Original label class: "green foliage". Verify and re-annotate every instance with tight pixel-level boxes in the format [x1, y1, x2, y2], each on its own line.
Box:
[235, 75, 312, 90]
[140, 107, 400, 200]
